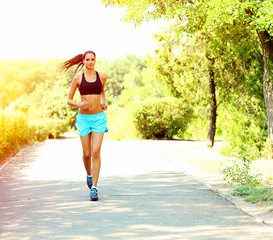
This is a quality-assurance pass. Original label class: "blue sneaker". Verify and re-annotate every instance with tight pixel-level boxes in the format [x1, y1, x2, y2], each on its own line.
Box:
[87, 175, 92, 189]
[90, 188, 98, 201]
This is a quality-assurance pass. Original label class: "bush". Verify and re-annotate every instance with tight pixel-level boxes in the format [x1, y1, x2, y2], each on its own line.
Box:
[39, 84, 79, 129]
[5, 98, 31, 114]
[218, 103, 268, 160]
[30, 118, 69, 142]
[0, 109, 70, 157]
[221, 157, 273, 203]
[105, 105, 139, 140]
[132, 98, 193, 139]
[0, 110, 33, 155]
[222, 157, 262, 186]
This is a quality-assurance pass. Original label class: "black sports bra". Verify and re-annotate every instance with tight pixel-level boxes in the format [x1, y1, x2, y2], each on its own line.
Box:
[79, 72, 102, 95]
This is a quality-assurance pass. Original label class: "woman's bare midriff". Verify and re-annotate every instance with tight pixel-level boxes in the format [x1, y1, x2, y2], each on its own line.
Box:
[79, 95, 103, 115]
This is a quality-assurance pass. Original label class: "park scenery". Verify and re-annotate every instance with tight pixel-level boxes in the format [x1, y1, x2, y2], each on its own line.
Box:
[1, 0, 273, 225]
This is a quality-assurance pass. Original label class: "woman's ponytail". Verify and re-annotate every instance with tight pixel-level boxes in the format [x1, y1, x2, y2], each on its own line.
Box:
[60, 50, 96, 75]
[60, 54, 84, 74]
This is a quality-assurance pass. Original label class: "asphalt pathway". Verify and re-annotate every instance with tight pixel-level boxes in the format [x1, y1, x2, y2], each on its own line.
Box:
[0, 133, 273, 240]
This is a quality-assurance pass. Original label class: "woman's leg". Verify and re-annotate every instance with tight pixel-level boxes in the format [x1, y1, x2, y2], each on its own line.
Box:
[91, 132, 104, 187]
[79, 133, 92, 175]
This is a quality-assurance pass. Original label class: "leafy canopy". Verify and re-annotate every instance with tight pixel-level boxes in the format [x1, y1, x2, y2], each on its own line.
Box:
[101, 0, 273, 35]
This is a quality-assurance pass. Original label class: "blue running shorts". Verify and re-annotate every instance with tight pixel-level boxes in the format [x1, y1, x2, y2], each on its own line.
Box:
[76, 112, 108, 137]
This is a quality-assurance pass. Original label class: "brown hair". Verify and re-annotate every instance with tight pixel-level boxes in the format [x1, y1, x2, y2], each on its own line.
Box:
[60, 50, 96, 74]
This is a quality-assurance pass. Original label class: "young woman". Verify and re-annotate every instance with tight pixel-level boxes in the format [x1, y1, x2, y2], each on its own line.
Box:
[61, 50, 108, 201]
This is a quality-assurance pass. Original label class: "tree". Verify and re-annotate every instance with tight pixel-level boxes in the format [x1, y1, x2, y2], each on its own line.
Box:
[0, 60, 44, 109]
[133, 11, 262, 147]
[101, 0, 272, 147]
[96, 54, 151, 105]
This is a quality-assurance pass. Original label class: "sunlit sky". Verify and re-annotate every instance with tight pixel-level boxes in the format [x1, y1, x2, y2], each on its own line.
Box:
[0, 0, 162, 60]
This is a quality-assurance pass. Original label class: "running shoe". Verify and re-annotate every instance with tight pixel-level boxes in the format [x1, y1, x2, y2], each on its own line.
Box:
[87, 175, 93, 189]
[90, 188, 98, 201]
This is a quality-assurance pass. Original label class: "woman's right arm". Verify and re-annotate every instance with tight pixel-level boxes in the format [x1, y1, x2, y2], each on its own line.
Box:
[67, 75, 88, 110]
[67, 76, 81, 108]
[67, 75, 81, 108]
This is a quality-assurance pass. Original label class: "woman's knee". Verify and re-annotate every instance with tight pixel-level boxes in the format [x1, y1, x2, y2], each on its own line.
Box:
[92, 149, 101, 159]
[82, 152, 91, 161]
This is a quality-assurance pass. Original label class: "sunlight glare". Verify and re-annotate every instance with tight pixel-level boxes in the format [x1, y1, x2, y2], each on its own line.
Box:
[0, 0, 162, 60]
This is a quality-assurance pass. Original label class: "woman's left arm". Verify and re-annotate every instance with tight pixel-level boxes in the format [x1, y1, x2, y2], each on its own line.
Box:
[100, 73, 108, 110]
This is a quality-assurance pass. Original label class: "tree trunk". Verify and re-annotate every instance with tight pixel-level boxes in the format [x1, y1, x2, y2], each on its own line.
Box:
[206, 58, 217, 148]
[257, 30, 273, 145]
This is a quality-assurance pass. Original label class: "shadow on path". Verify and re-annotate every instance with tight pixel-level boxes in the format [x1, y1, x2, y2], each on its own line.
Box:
[0, 137, 273, 239]
[1, 171, 273, 239]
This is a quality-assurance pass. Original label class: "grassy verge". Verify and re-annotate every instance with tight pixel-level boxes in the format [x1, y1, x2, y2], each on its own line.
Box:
[185, 144, 273, 207]
[222, 157, 273, 205]
[176, 142, 273, 208]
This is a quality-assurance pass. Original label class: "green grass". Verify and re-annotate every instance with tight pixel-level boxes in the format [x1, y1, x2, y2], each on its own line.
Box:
[186, 147, 273, 206]
[232, 185, 273, 204]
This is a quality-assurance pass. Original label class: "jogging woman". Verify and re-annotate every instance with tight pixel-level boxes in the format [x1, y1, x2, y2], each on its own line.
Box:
[61, 50, 108, 201]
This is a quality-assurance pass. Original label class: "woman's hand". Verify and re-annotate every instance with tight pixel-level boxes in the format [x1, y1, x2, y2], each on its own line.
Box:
[101, 103, 108, 110]
[79, 100, 89, 110]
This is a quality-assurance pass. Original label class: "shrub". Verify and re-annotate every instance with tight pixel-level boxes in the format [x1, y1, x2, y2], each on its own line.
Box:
[222, 157, 262, 186]
[217, 103, 268, 160]
[5, 98, 31, 114]
[105, 105, 139, 140]
[132, 98, 193, 139]
[30, 118, 69, 142]
[221, 157, 273, 203]
[0, 110, 33, 155]
[40, 86, 79, 129]
[0, 109, 70, 157]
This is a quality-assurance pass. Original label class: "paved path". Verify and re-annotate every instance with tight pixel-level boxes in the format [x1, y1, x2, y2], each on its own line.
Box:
[0, 134, 273, 240]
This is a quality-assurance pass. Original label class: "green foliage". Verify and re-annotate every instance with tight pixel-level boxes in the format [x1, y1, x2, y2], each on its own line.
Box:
[222, 157, 262, 186]
[0, 60, 44, 109]
[102, 0, 270, 160]
[102, 0, 273, 36]
[1, 96, 69, 156]
[221, 157, 273, 203]
[16, 60, 80, 129]
[206, 0, 273, 35]
[148, 22, 265, 151]
[117, 66, 165, 107]
[106, 105, 139, 140]
[183, 106, 210, 141]
[232, 185, 273, 203]
[218, 100, 267, 160]
[5, 98, 31, 113]
[39, 79, 79, 129]
[101, 0, 189, 24]
[30, 118, 69, 142]
[147, 29, 210, 103]
[0, 107, 69, 157]
[0, 110, 33, 155]
[132, 98, 193, 139]
[0, 58, 70, 110]
[0, 54, 167, 151]
[96, 54, 147, 105]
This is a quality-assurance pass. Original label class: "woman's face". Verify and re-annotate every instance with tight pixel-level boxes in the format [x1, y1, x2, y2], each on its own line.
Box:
[83, 53, 96, 69]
